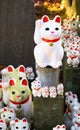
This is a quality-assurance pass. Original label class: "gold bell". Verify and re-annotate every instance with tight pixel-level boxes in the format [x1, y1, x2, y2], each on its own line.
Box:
[48, 42, 53, 46]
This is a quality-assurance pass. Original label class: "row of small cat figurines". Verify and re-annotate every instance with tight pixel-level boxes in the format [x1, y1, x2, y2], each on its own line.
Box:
[31, 80, 64, 98]
[0, 65, 35, 130]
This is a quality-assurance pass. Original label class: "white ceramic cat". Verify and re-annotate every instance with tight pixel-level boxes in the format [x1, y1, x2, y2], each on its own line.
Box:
[49, 86, 57, 98]
[1, 65, 26, 105]
[10, 118, 30, 130]
[26, 67, 34, 80]
[0, 107, 16, 127]
[0, 83, 3, 109]
[34, 15, 64, 68]
[71, 114, 80, 130]
[31, 80, 42, 97]
[57, 83, 64, 96]
[2, 78, 34, 120]
[53, 125, 66, 130]
[0, 119, 7, 130]
[41, 86, 49, 98]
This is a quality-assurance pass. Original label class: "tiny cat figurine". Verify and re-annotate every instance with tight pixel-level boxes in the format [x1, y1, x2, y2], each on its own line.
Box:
[34, 15, 64, 68]
[57, 83, 64, 96]
[31, 80, 42, 97]
[49, 86, 57, 98]
[63, 91, 78, 130]
[26, 67, 34, 80]
[2, 78, 34, 120]
[53, 124, 66, 130]
[0, 119, 7, 130]
[41, 86, 49, 98]
[67, 47, 79, 67]
[0, 107, 16, 127]
[71, 114, 80, 130]
[10, 118, 30, 130]
[1, 65, 26, 105]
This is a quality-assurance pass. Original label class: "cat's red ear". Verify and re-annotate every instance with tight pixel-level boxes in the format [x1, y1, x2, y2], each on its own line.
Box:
[62, 125, 66, 128]
[0, 83, 2, 89]
[0, 119, 4, 123]
[21, 78, 28, 86]
[4, 107, 7, 112]
[54, 15, 61, 23]
[10, 109, 14, 113]
[57, 125, 61, 129]
[18, 65, 25, 73]
[42, 15, 49, 22]
[22, 118, 27, 122]
[15, 118, 19, 122]
[9, 78, 16, 86]
[7, 65, 14, 72]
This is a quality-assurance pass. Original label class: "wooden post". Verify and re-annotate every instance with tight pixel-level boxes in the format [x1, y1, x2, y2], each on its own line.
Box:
[0, 0, 35, 67]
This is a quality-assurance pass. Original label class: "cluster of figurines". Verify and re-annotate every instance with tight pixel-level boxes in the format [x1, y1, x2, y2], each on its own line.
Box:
[0, 65, 35, 130]
[31, 80, 64, 98]
[62, 16, 80, 67]
[64, 91, 80, 130]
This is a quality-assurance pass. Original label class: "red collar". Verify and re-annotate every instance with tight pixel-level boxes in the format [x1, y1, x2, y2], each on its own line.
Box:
[10, 96, 30, 105]
[66, 107, 71, 114]
[42, 37, 60, 43]
[70, 55, 77, 59]
[28, 72, 32, 74]
[64, 35, 70, 39]
[34, 87, 41, 91]
[0, 98, 2, 102]
[75, 122, 80, 127]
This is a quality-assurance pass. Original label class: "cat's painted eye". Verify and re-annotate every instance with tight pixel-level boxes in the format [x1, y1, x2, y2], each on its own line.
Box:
[55, 27, 59, 30]
[3, 115, 5, 117]
[45, 27, 49, 31]
[21, 91, 25, 94]
[9, 116, 12, 119]
[73, 23, 75, 25]
[19, 77, 22, 80]
[0, 127, 2, 129]
[12, 91, 15, 95]
[23, 126, 26, 129]
[70, 100, 72, 103]
[16, 126, 19, 129]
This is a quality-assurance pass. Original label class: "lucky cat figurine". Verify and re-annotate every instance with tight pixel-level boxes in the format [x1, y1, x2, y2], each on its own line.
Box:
[26, 67, 34, 80]
[0, 83, 3, 109]
[10, 118, 30, 130]
[71, 114, 80, 130]
[1, 65, 26, 105]
[63, 91, 78, 130]
[0, 119, 7, 130]
[0, 107, 16, 127]
[2, 78, 34, 120]
[1, 65, 26, 82]
[34, 15, 64, 68]
[53, 124, 66, 130]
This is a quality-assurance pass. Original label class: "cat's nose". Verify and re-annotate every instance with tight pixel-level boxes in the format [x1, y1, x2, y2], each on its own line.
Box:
[51, 31, 54, 34]
[17, 95, 21, 99]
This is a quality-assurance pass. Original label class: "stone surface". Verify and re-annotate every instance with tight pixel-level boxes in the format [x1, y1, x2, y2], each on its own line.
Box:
[33, 96, 64, 130]
[36, 66, 60, 86]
